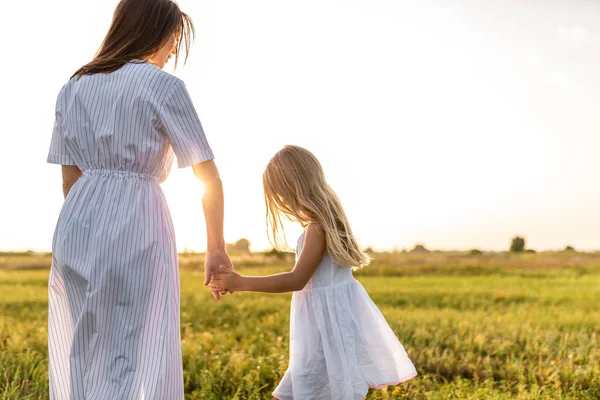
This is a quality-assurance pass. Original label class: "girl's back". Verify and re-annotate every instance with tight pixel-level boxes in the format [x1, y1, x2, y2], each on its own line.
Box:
[296, 230, 354, 291]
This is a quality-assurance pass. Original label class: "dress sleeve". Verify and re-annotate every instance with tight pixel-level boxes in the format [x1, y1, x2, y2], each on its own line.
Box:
[47, 86, 76, 165]
[159, 79, 214, 168]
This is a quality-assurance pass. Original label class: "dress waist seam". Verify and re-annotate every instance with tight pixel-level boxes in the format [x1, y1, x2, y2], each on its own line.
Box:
[300, 279, 356, 293]
[83, 169, 160, 182]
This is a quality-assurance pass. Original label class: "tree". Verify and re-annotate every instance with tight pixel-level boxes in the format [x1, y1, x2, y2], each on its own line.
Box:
[410, 244, 430, 253]
[469, 249, 483, 256]
[264, 247, 288, 260]
[510, 236, 526, 253]
[565, 245, 576, 252]
[226, 238, 251, 254]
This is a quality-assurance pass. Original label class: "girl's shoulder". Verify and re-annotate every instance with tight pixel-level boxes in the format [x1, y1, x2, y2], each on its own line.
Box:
[297, 223, 326, 251]
[304, 223, 324, 235]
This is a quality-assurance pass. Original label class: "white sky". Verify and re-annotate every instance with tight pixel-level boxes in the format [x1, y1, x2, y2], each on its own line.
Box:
[0, 0, 599, 252]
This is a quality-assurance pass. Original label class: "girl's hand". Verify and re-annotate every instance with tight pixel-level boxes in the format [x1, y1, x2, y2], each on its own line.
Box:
[205, 249, 234, 301]
[210, 267, 244, 294]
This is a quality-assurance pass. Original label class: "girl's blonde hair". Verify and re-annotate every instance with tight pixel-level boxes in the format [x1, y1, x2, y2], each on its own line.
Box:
[263, 145, 371, 269]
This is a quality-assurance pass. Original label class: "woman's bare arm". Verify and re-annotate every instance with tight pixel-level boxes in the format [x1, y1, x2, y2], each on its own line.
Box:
[62, 166, 82, 199]
[192, 160, 225, 252]
[192, 160, 233, 300]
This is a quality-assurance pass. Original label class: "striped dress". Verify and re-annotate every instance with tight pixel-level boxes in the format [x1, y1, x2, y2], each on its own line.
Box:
[46, 60, 213, 399]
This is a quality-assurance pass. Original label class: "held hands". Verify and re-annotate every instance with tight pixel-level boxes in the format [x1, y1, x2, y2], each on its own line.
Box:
[204, 249, 234, 301]
[210, 266, 243, 294]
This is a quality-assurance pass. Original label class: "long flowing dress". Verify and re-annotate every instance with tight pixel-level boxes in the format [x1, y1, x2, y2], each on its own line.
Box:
[272, 231, 417, 400]
[46, 60, 213, 399]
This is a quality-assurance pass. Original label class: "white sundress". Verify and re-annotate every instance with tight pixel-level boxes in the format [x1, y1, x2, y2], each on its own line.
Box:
[273, 232, 417, 400]
[46, 60, 213, 399]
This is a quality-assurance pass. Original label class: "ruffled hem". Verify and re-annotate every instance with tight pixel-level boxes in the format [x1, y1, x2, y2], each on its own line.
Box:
[273, 371, 418, 400]
[368, 371, 418, 390]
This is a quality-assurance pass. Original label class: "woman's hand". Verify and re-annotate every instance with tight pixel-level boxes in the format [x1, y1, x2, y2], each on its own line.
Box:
[204, 249, 234, 300]
[210, 267, 244, 294]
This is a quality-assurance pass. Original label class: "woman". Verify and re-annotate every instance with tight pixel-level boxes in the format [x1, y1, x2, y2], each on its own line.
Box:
[46, 0, 231, 398]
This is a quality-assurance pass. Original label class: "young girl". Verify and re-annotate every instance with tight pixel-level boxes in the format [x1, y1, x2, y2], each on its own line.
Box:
[211, 145, 417, 399]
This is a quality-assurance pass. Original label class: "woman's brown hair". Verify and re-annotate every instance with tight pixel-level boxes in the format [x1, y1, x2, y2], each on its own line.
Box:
[71, 0, 194, 79]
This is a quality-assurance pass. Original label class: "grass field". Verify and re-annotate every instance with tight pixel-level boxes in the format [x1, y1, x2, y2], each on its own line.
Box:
[1, 252, 600, 399]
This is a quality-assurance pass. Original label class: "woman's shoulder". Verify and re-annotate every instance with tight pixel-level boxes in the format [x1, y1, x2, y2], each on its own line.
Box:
[111, 61, 185, 102]
[64, 61, 181, 89]
[126, 61, 182, 89]
[61, 61, 187, 107]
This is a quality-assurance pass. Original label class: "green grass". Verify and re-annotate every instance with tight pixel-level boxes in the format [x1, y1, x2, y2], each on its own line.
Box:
[1, 254, 600, 399]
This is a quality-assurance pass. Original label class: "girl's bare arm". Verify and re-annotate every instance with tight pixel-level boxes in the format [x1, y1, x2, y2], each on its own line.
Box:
[213, 224, 326, 293]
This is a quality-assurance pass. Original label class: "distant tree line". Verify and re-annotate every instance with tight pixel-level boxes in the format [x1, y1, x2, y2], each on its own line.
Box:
[385, 237, 581, 255]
